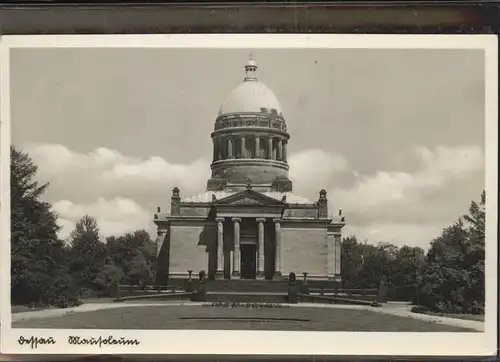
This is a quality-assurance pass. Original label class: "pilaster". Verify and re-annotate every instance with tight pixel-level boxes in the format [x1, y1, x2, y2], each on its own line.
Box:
[215, 217, 225, 279]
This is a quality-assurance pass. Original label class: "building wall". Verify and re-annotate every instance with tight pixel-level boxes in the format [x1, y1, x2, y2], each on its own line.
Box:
[169, 224, 216, 277]
[284, 208, 318, 218]
[280, 226, 328, 279]
[212, 162, 288, 185]
[179, 206, 211, 217]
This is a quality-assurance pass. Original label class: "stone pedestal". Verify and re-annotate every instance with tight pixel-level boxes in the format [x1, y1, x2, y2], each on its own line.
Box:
[287, 272, 298, 304]
[301, 272, 309, 295]
[185, 269, 194, 293]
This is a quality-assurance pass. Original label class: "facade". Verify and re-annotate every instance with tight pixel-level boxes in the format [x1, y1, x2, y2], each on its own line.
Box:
[154, 59, 345, 282]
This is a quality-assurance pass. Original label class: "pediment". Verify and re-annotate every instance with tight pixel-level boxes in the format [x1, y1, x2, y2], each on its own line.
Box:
[214, 190, 284, 207]
[231, 196, 266, 206]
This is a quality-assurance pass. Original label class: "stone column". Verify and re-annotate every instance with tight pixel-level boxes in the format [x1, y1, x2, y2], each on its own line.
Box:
[227, 138, 233, 159]
[255, 136, 260, 158]
[231, 218, 241, 278]
[241, 136, 246, 158]
[215, 217, 225, 279]
[256, 218, 265, 279]
[277, 139, 283, 160]
[273, 219, 282, 279]
[283, 141, 288, 162]
[217, 139, 223, 160]
[212, 138, 217, 161]
[268, 138, 273, 160]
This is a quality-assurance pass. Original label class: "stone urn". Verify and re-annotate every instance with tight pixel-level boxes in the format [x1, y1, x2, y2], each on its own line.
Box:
[301, 272, 309, 295]
[287, 272, 298, 304]
[185, 269, 194, 293]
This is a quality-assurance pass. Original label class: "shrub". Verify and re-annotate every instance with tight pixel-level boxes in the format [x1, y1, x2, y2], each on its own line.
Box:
[411, 305, 429, 314]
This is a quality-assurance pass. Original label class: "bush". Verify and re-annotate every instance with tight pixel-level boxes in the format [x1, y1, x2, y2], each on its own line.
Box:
[79, 288, 98, 299]
[411, 305, 429, 314]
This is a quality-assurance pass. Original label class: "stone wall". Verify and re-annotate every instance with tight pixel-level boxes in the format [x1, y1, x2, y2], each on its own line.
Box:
[327, 232, 342, 279]
[283, 207, 318, 218]
[169, 225, 216, 277]
[280, 226, 328, 278]
[179, 206, 211, 217]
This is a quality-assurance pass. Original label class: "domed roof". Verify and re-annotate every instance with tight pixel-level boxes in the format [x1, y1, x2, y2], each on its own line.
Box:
[218, 59, 282, 116]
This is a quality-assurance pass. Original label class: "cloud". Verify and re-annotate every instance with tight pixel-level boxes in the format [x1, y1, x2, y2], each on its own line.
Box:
[332, 145, 484, 217]
[26, 143, 209, 203]
[24, 143, 483, 248]
[53, 197, 151, 241]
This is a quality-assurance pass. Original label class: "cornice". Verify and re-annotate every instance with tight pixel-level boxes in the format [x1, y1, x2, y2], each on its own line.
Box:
[211, 127, 290, 139]
[211, 158, 289, 171]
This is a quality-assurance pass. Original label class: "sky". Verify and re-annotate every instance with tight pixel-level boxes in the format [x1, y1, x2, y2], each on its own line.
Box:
[9, 47, 485, 249]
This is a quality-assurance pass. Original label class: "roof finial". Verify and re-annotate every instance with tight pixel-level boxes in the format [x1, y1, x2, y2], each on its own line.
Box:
[244, 55, 258, 81]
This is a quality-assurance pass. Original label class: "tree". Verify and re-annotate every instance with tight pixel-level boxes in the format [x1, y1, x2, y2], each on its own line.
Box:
[418, 192, 485, 314]
[68, 215, 106, 292]
[105, 229, 157, 287]
[341, 236, 364, 288]
[93, 262, 125, 297]
[10, 146, 76, 306]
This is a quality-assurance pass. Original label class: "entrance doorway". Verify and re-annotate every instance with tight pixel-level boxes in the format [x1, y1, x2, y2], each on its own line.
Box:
[240, 244, 257, 279]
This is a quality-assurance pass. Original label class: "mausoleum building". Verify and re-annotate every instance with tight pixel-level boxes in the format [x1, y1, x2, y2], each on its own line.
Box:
[154, 59, 345, 282]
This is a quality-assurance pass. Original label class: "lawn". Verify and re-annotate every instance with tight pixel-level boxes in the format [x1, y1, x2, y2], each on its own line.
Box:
[12, 305, 476, 332]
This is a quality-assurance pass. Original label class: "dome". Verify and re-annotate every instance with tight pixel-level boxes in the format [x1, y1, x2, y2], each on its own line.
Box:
[218, 81, 282, 116]
[218, 59, 282, 116]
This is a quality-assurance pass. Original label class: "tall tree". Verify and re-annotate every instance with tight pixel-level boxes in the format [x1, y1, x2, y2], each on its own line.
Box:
[68, 215, 106, 291]
[341, 236, 364, 288]
[418, 192, 485, 314]
[10, 146, 75, 306]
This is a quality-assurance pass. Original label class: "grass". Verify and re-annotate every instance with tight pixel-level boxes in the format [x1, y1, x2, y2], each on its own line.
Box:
[12, 305, 477, 332]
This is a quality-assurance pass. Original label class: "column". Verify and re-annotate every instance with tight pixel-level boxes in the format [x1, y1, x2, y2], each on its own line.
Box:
[277, 139, 283, 161]
[217, 139, 223, 161]
[283, 141, 288, 162]
[268, 138, 273, 160]
[254, 136, 260, 158]
[273, 219, 282, 279]
[212, 138, 217, 161]
[241, 136, 246, 158]
[227, 138, 233, 159]
[215, 217, 225, 279]
[256, 218, 265, 279]
[231, 218, 241, 278]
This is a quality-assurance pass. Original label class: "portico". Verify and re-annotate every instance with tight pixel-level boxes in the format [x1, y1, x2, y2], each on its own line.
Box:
[212, 189, 285, 280]
[213, 216, 282, 280]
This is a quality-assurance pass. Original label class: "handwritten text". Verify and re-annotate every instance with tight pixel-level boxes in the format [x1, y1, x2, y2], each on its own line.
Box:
[68, 335, 140, 347]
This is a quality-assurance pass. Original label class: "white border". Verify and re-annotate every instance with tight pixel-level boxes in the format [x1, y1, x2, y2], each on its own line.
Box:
[0, 34, 497, 356]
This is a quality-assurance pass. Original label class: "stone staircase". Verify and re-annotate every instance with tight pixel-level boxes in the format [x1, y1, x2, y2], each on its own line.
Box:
[205, 279, 289, 293]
